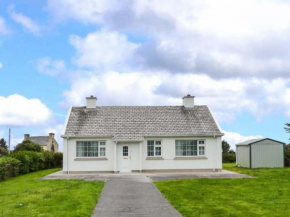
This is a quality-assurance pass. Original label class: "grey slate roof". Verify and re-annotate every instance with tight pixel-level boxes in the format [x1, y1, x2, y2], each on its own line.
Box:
[64, 106, 223, 140]
[236, 138, 285, 146]
[25, 136, 49, 146]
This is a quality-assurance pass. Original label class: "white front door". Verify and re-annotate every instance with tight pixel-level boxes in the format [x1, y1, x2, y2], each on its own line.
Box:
[120, 145, 132, 172]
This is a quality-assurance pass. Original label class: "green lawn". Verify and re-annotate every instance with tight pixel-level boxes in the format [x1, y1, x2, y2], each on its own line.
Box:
[155, 164, 290, 217]
[0, 169, 104, 217]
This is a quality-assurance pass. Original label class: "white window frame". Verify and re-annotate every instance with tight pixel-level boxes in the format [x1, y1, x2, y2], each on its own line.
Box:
[76, 141, 106, 158]
[147, 140, 162, 157]
[175, 139, 206, 157]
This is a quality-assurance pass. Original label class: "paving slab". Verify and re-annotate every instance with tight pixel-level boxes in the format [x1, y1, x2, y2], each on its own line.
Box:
[92, 175, 182, 217]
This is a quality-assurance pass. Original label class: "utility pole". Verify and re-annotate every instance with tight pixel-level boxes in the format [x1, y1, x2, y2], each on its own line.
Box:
[8, 128, 11, 154]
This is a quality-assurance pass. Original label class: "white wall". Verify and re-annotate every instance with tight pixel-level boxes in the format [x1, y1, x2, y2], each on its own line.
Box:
[251, 140, 284, 168]
[236, 146, 250, 168]
[63, 137, 115, 172]
[63, 136, 222, 172]
[141, 136, 222, 171]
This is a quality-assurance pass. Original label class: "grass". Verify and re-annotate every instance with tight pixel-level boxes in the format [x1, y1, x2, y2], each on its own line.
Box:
[155, 163, 290, 217]
[0, 169, 104, 217]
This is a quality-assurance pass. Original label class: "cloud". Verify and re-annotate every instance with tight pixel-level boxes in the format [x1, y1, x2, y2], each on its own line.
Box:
[0, 62, 3, 69]
[223, 131, 263, 150]
[8, 5, 40, 35]
[0, 17, 8, 35]
[70, 29, 138, 70]
[0, 94, 53, 127]
[37, 57, 66, 76]
[47, 0, 290, 79]
[62, 69, 290, 123]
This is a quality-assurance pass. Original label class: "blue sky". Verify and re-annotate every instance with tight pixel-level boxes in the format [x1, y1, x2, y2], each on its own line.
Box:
[0, 0, 290, 150]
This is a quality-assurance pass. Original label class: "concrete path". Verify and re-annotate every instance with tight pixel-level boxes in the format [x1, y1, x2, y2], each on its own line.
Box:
[41, 170, 251, 181]
[92, 175, 182, 217]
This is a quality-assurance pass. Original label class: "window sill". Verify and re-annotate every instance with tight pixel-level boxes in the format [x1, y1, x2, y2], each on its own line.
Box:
[74, 157, 108, 161]
[174, 156, 207, 160]
[146, 157, 164, 160]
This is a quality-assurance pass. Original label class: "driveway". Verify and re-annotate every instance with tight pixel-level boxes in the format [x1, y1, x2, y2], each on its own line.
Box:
[92, 175, 182, 217]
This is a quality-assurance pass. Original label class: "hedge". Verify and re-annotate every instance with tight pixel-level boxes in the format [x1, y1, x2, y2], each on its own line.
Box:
[222, 152, 236, 163]
[0, 151, 63, 181]
[0, 157, 21, 181]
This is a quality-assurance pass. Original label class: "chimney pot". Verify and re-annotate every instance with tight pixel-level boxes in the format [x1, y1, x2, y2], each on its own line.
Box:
[24, 134, 30, 140]
[86, 95, 97, 108]
[49, 133, 55, 139]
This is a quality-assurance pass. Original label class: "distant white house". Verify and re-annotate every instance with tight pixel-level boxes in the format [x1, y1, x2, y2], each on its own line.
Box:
[61, 95, 224, 173]
[236, 138, 285, 168]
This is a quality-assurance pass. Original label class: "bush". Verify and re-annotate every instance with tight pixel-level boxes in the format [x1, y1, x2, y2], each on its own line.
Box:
[285, 144, 290, 167]
[222, 152, 236, 163]
[0, 147, 8, 156]
[14, 140, 43, 152]
[53, 152, 63, 167]
[0, 157, 21, 181]
[10, 151, 42, 174]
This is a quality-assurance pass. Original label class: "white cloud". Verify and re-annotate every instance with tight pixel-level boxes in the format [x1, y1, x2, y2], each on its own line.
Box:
[0, 94, 53, 127]
[47, 0, 290, 79]
[37, 57, 66, 76]
[223, 131, 263, 150]
[0, 17, 8, 35]
[8, 5, 40, 35]
[0, 62, 3, 69]
[70, 29, 138, 70]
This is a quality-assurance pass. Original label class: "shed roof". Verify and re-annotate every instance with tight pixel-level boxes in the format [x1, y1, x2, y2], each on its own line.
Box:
[236, 138, 285, 146]
[63, 105, 224, 140]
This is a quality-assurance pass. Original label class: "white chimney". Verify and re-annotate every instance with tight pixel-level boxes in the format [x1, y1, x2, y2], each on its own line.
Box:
[182, 94, 194, 109]
[86, 95, 97, 108]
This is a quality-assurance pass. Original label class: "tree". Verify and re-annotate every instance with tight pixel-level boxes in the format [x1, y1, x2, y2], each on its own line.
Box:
[0, 138, 8, 156]
[14, 140, 42, 152]
[285, 123, 290, 134]
[222, 140, 230, 153]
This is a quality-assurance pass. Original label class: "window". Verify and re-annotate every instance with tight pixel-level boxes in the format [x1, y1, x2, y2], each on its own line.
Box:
[198, 140, 205, 156]
[175, 140, 205, 156]
[76, 141, 106, 157]
[147, 141, 162, 156]
[123, 146, 128, 156]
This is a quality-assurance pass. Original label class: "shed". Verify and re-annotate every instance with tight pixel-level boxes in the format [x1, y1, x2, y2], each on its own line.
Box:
[236, 138, 285, 168]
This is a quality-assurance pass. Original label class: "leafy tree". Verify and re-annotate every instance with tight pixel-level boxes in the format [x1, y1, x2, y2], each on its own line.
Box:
[285, 123, 290, 134]
[222, 140, 230, 153]
[14, 140, 42, 153]
[285, 144, 290, 167]
[0, 138, 8, 156]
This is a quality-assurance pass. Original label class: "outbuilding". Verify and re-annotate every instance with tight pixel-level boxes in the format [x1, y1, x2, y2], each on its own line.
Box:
[236, 138, 285, 168]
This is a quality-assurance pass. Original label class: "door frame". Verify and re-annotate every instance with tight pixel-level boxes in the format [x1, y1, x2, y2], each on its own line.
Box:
[119, 144, 132, 173]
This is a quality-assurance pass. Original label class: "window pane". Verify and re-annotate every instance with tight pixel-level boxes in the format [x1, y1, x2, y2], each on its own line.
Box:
[175, 140, 197, 156]
[147, 141, 154, 156]
[77, 141, 101, 157]
[123, 146, 128, 156]
[155, 141, 161, 145]
[199, 146, 205, 155]
[155, 147, 161, 156]
[100, 147, 106, 156]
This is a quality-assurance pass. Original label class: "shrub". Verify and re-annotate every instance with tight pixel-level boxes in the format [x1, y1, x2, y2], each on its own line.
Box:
[10, 151, 41, 174]
[285, 144, 290, 167]
[0, 147, 8, 156]
[14, 140, 43, 152]
[53, 152, 63, 167]
[0, 157, 21, 181]
[222, 152, 236, 163]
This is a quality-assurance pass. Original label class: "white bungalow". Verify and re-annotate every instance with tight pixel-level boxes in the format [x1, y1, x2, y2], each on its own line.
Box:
[62, 95, 224, 173]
